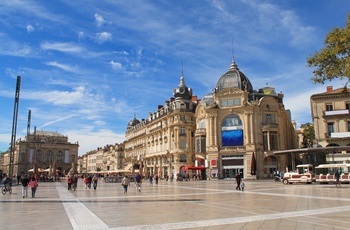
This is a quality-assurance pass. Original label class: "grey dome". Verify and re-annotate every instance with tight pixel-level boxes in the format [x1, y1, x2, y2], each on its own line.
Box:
[216, 58, 253, 93]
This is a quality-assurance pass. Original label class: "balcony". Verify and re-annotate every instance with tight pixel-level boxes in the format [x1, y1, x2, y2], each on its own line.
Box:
[324, 132, 350, 141]
[324, 109, 350, 116]
[261, 123, 278, 131]
[195, 128, 206, 135]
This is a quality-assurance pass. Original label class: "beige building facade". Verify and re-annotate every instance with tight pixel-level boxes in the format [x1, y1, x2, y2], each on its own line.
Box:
[310, 86, 350, 163]
[77, 143, 125, 174]
[124, 57, 298, 179]
[195, 58, 297, 179]
[125, 74, 199, 179]
[0, 130, 79, 176]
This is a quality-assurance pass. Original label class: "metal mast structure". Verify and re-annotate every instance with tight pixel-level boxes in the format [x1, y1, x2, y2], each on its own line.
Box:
[9, 76, 21, 178]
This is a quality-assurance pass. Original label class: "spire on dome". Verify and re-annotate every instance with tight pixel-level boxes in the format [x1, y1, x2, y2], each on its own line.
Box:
[229, 38, 239, 70]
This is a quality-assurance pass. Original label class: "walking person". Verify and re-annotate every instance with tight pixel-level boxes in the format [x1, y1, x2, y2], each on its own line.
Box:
[67, 176, 72, 190]
[28, 176, 38, 198]
[87, 175, 92, 189]
[21, 174, 30, 198]
[235, 173, 241, 191]
[84, 176, 88, 189]
[335, 169, 341, 187]
[93, 174, 99, 190]
[72, 175, 78, 191]
[135, 173, 142, 192]
[149, 175, 153, 185]
[121, 175, 130, 193]
[155, 174, 159, 185]
[241, 180, 245, 192]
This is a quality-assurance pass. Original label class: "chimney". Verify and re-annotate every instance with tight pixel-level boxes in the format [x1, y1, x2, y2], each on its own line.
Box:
[326, 86, 333, 93]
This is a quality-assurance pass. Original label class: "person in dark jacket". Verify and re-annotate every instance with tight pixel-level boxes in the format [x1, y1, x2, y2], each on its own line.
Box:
[21, 174, 30, 198]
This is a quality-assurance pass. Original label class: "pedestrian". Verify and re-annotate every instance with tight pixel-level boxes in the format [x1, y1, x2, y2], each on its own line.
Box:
[21, 174, 30, 198]
[135, 173, 142, 192]
[335, 169, 341, 187]
[121, 175, 130, 193]
[72, 175, 78, 191]
[84, 176, 88, 189]
[93, 174, 99, 190]
[235, 173, 241, 191]
[87, 175, 92, 189]
[149, 175, 153, 185]
[67, 176, 72, 190]
[28, 176, 38, 198]
[241, 180, 245, 192]
[17, 174, 21, 185]
[155, 174, 159, 185]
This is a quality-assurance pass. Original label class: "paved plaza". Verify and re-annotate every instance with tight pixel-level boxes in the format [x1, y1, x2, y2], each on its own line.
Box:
[0, 178, 350, 230]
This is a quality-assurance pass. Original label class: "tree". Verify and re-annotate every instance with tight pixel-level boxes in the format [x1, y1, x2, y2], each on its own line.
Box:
[300, 123, 315, 148]
[307, 14, 350, 84]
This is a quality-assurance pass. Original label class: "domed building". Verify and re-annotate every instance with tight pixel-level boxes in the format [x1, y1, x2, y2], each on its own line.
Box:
[195, 57, 298, 179]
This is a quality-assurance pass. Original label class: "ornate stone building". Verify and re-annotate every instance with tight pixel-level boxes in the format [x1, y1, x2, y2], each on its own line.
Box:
[0, 130, 79, 176]
[310, 86, 350, 163]
[124, 56, 298, 179]
[77, 143, 125, 174]
[195, 58, 298, 179]
[125, 73, 199, 178]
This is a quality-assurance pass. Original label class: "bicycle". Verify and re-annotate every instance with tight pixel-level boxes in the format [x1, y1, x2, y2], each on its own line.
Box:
[1, 183, 12, 195]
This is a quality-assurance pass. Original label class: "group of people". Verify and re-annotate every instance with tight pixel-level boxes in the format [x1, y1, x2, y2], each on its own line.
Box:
[67, 174, 100, 191]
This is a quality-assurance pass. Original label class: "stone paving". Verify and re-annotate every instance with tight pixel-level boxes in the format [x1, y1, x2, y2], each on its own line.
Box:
[0, 178, 350, 230]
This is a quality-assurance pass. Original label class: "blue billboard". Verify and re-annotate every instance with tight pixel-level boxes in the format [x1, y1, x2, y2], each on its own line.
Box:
[222, 129, 243, 146]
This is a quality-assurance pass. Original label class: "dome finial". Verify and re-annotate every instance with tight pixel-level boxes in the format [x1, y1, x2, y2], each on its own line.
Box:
[229, 37, 239, 70]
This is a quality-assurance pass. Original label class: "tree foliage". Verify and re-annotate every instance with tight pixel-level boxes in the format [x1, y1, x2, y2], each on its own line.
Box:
[307, 14, 350, 84]
[301, 123, 315, 148]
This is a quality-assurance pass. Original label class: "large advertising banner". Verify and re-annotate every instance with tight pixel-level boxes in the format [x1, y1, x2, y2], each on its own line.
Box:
[222, 129, 243, 146]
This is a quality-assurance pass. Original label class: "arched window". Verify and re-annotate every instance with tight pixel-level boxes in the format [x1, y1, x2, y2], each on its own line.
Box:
[199, 119, 205, 129]
[46, 150, 53, 163]
[36, 149, 43, 163]
[56, 150, 63, 163]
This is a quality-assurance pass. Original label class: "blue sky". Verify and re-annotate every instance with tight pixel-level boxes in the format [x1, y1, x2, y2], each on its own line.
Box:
[0, 0, 349, 156]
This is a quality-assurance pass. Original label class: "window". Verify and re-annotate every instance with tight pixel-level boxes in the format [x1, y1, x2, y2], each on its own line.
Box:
[326, 104, 333, 111]
[179, 127, 186, 137]
[220, 98, 241, 107]
[263, 131, 278, 151]
[199, 119, 205, 128]
[180, 115, 185, 121]
[346, 102, 350, 110]
[179, 154, 187, 163]
[327, 122, 334, 136]
[262, 113, 276, 124]
[348, 121, 350, 132]
[196, 137, 206, 153]
[56, 151, 63, 163]
[180, 140, 186, 149]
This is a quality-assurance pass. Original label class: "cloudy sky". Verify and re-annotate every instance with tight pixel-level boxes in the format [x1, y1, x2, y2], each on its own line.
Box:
[0, 0, 348, 155]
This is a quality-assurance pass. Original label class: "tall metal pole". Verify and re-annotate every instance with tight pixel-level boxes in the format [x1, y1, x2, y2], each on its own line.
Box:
[9, 76, 21, 178]
[27, 110, 31, 136]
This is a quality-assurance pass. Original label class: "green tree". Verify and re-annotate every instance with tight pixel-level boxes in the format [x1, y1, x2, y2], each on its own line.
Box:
[300, 123, 315, 148]
[307, 14, 350, 84]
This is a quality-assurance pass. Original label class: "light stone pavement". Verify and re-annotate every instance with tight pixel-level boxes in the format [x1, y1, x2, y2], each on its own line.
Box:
[0, 178, 350, 230]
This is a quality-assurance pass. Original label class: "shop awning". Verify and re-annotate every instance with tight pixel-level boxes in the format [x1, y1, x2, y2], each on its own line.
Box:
[181, 166, 206, 170]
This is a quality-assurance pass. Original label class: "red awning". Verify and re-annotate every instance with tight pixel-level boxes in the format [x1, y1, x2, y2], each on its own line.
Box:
[187, 166, 206, 170]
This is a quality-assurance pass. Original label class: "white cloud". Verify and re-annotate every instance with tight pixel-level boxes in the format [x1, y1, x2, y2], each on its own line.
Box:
[78, 31, 85, 40]
[95, 32, 112, 44]
[45, 61, 80, 73]
[26, 24, 34, 32]
[110, 60, 122, 71]
[65, 128, 125, 155]
[24, 86, 86, 105]
[40, 42, 83, 53]
[94, 13, 105, 27]
[38, 114, 77, 129]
